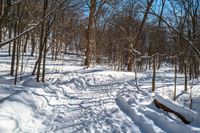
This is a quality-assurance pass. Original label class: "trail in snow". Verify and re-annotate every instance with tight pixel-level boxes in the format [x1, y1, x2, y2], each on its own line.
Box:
[39, 69, 138, 133]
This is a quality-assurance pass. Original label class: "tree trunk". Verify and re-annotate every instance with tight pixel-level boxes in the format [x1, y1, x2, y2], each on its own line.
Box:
[42, 21, 49, 82]
[8, 25, 12, 56]
[36, 0, 48, 82]
[14, 37, 20, 85]
[152, 56, 156, 92]
[42, 42, 47, 82]
[36, 26, 45, 81]
[23, 33, 29, 53]
[10, 22, 17, 76]
[84, 0, 96, 68]
[31, 33, 35, 56]
[184, 60, 187, 92]
[174, 57, 177, 101]
[127, 53, 133, 71]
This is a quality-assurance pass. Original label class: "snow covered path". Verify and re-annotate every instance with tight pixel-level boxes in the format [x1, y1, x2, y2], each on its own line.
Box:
[39, 68, 139, 133]
[0, 55, 200, 133]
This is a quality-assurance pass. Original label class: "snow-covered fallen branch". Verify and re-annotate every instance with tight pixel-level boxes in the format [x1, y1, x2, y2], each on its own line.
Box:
[154, 94, 200, 124]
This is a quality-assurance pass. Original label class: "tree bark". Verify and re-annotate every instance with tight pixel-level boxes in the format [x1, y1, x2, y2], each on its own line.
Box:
[84, 0, 96, 68]
[174, 56, 177, 101]
[10, 22, 17, 76]
[184, 60, 188, 91]
[36, 0, 48, 82]
[152, 56, 156, 92]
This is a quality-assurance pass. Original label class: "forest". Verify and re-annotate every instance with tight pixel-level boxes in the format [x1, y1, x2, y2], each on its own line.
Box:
[0, 0, 200, 132]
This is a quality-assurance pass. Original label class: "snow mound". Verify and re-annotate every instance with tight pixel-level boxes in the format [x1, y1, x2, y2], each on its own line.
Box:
[0, 87, 46, 132]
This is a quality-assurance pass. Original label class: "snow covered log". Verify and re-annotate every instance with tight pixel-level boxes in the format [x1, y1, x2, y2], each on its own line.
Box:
[154, 94, 199, 124]
[154, 99, 190, 124]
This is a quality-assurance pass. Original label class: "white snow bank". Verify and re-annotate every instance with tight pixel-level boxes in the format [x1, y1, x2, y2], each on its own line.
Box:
[116, 95, 164, 133]
[0, 88, 45, 132]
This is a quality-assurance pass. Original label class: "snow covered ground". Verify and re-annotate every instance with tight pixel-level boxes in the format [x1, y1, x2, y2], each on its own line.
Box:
[0, 50, 200, 133]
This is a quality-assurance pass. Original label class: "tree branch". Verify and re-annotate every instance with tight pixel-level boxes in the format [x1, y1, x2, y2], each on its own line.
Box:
[0, 0, 67, 48]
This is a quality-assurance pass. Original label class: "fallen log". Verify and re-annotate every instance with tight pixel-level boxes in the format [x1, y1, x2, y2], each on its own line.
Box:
[154, 99, 191, 124]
